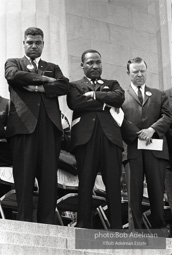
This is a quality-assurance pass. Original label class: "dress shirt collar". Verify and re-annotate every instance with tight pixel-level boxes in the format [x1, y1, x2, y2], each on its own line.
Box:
[131, 82, 145, 98]
[85, 76, 100, 84]
[25, 55, 41, 68]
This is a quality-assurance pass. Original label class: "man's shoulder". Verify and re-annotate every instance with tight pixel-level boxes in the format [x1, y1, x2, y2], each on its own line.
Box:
[41, 60, 58, 66]
[164, 87, 172, 94]
[124, 86, 130, 92]
[70, 77, 85, 85]
[145, 86, 163, 96]
[6, 57, 23, 63]
[101, 78, 118, 83]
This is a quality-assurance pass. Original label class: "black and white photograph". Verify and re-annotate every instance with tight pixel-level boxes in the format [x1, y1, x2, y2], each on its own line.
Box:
[0, 0, 172, 254]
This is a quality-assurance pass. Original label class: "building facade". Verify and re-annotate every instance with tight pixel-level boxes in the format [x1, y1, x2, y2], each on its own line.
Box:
[1, 0, 172, 118]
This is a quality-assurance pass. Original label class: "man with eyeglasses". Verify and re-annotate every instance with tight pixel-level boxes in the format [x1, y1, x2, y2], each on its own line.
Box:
[5, 27, 69, 223]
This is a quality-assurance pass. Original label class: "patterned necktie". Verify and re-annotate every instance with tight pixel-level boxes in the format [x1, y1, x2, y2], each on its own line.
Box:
[31, 59, 38, 73]
[91, 79, 97, 89]
[137, 86, 143, 105]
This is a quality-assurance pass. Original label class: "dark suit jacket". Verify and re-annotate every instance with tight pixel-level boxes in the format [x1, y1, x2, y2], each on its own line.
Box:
[122, 85, 172, 160]
[0, 96, 9, 138]
[5, 56, 69, 137]
[165, 88, 172, 166]
[67, 76, 125, 150]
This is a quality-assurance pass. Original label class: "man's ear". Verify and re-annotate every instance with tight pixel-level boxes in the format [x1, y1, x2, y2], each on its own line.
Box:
[81, 62, 84, 69]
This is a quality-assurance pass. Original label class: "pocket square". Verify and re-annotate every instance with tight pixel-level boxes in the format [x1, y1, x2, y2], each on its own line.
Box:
[102, 86, 109, 91]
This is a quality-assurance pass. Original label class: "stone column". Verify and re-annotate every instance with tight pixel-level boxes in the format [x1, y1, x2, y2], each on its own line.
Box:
[155, 0, 172, 90]
[0, 0, 71, 120]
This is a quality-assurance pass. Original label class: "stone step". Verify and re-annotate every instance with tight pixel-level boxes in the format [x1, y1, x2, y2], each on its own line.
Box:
[0, 230, 67, 249]
[0, 244, 114, 255]
[0, 219, 114, 255]
[0, 230, 114, 255]
[0, 219, 171, 255]
[0, 219, 75, 238]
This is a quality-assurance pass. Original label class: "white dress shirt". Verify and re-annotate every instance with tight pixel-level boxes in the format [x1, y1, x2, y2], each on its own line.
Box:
[131, 82, 145, 100]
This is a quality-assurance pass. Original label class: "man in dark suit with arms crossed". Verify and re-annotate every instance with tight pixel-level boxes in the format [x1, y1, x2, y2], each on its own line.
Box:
[67, 49, 125, 229]
[5, 27, 69, 223]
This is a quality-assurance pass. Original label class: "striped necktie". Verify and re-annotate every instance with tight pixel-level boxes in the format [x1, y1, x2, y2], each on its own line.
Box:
[31, 59, 38, 73]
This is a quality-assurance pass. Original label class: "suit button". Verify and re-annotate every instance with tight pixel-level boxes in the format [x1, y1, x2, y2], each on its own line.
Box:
[37, 103, 40, 107]
[92, 118, 95, 121]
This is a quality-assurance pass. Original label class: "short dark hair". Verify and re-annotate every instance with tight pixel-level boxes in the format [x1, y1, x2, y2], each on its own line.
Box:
[24, 27, 44, 39]
[127, 57, 147, 72]
[81, 49, 101, 62]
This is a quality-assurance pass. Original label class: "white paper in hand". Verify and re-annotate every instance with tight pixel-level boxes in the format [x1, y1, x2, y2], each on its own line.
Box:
[137, 139, 163, 151]
[110, 107, 124, 127]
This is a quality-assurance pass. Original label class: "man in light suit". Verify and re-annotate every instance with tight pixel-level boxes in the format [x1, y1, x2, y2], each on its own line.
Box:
[122, 57, 172, 229]
[5, 27, 69, 223]
[67, 49, 125, 229]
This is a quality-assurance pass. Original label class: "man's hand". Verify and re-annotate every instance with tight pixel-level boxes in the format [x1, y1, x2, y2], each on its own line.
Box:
[42, 76, 56, 83]
[115, 108, 120, 113]
[83, 91, 95, 101]
[137, 127, 155, 145]
[23, 85, 45, 93]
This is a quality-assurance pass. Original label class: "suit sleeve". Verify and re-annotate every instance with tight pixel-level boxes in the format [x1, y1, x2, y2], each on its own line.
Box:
[5, 58, 46, 86]
[67, 82, 104, 112]
[151, 91, 172, 137]
[43, 65, 69, 97]
[121, 118, 140, 144]
[95, 80, 125, 108]
[5, 58, 69, 96]
[67, 80, 125, 112]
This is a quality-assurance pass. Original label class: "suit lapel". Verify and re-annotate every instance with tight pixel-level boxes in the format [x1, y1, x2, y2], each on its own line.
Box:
[81, 77, 95, 90]
[38, 60, 48, 75]
[128, 85, 152, 106]
[142, 86, 150, 106]
[95, 81, 102, 91]
[22, 56, 32, 71]
[128, 85, 141, 105]
[21, 57, 47, 75]
[81, 77, 105, 91]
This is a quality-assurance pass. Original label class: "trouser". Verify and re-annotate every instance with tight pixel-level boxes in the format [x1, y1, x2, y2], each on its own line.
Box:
[9, 102, 61, 223]
[128, 151, 167, 229]
[75, 119, 122, 229]
[165, 166, 172, 214]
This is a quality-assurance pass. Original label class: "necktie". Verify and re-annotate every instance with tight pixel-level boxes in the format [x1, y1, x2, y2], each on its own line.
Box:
[91, 79, 96, 89]
[31, 59, 38, 73]
[137, 86, 143, 105]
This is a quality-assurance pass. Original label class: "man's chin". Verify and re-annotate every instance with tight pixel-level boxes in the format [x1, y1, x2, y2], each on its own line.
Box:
[90, 75, 100, 80]
[28, 53, 41, 59]
[135, 82, 145, 86]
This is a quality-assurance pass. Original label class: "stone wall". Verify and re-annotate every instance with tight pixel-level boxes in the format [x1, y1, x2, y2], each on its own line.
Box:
[65, 0, 171, 90]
